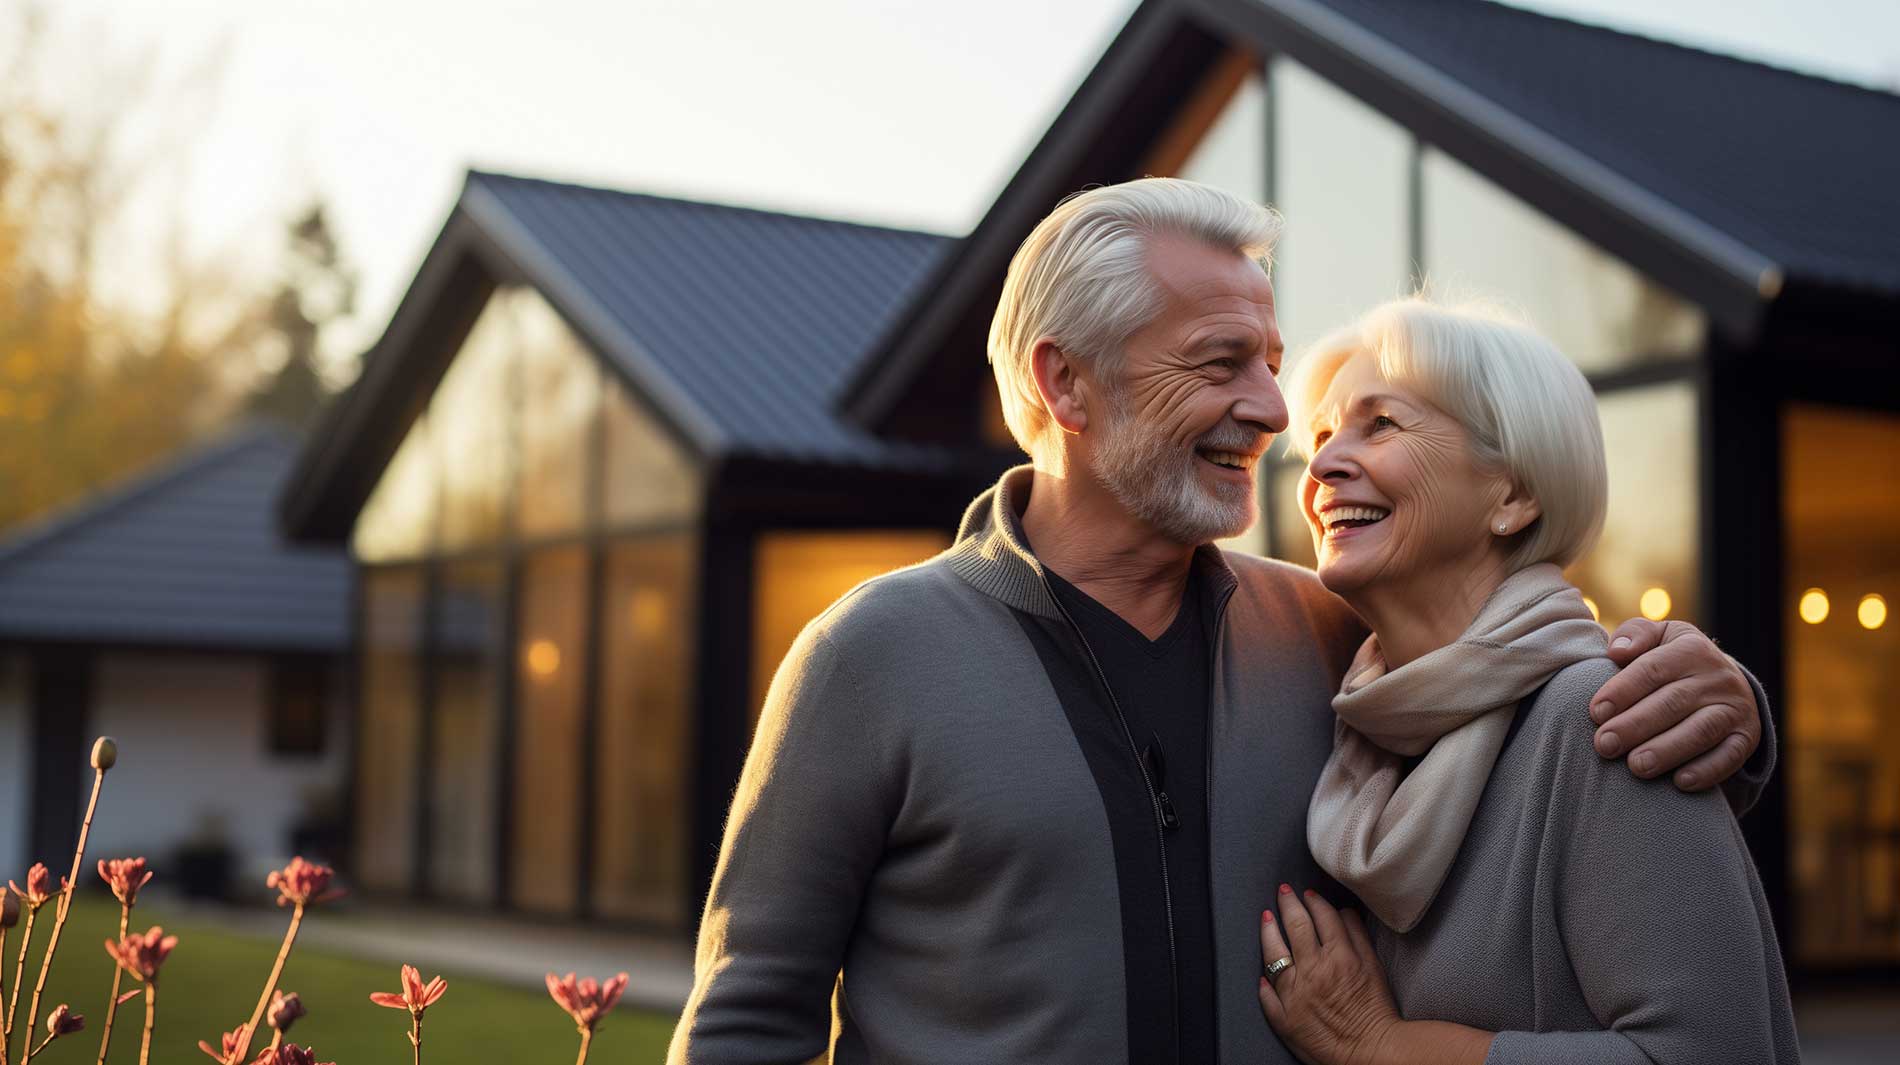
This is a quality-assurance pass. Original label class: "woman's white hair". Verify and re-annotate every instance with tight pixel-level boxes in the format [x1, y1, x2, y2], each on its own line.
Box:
[987, 177, 1283, 451]
[1284, 297, 1608, 569]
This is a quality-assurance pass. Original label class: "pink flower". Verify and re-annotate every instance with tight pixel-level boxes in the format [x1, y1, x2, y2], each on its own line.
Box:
[267, 990, 306, 1033]
[198, 1027, 247, 1065]
[545, 971, 630, 1032]
[369, 964, 447, 1017]
[45, 1004, 84, 1037]
[265, 857, 343, 909]
[104, 926, 178, 982]
[253, 1044, 334, 1065]
[98, 857, 154, 907]
[9, 862, 67, 910]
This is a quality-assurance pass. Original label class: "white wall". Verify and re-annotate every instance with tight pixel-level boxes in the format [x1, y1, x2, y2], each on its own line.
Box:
[85, 652, 350, 888]
[0, 652, 32, 879]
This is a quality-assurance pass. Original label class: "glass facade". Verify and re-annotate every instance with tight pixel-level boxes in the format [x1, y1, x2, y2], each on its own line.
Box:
[357, 566, 425, 893]
[1784, 403, 1900, 966]
[427, 559, 505, 904]
[594, 535, 697, 924]
[750, 531, 951, 715]
[510, 546, 589, 915]
[349, 285, 704, 926]
[1270, 57, 1412, 353]
[1420, 150, 1705, 374]
[1568, 384, 1700, 629]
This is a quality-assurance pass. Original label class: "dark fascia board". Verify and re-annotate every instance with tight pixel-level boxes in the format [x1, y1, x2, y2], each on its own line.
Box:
[839, 0, 1214, 429]
[278, 175, 727, 544]
[1185, 0, 1780, 336]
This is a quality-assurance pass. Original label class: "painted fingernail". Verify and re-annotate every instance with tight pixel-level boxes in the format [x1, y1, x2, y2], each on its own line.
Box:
[1612, 636, 1632, 651]
[1304, 889, 1318, 899]
[1633, 750, 1655, 775]
[1262, 910, 1274, 924]
[1597, 730, 1621, 757]
[1279, 883, 1292, 895]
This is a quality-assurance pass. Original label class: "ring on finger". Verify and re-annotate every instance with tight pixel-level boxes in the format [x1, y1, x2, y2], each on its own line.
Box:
[1265, 955, 1294, 981]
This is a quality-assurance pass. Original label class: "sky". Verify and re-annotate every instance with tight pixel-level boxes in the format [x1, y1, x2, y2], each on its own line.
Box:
[35, 0, 1900, 362]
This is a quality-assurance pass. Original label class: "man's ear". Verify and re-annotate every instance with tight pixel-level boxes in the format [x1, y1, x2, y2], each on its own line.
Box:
[1029, 337, 1089, 435]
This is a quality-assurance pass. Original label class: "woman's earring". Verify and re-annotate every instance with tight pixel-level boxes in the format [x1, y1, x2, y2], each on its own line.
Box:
[1496, 522, 1508, 534]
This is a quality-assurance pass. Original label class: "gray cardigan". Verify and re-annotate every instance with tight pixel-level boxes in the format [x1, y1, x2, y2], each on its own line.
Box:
[1378, 657, 1800, 1065]
[668, 467, 1365, 1064]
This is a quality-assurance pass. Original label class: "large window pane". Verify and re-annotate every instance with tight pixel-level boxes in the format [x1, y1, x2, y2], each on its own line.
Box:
[516, 293, 600, 542]
[593, 535, 696, 925]
[356, 567, 425, 892]
[353, 414, 437, 563]
[751, 531, 950, 715]
[1566, 383, 1700, 629]
[1176, 68, 1265, 204]
[602, 376, 699, 530]
[427, 559, 505, 904]
[509, 546, 588, 914]
[1784, 403, 1900, 966]
[1421, 149, 1705, 374]
[431, 293, 521, 552]
[1271, 57, 1412, 351]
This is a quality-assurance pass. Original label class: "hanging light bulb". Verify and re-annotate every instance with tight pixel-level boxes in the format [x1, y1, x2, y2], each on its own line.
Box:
[1797, 588, 1829, 625]
[1639, 587, 1671, 621]
[1860, 594, 1888, 631]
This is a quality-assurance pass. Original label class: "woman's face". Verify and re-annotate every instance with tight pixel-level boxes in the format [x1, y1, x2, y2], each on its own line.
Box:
[1298, 350, 1513, 600]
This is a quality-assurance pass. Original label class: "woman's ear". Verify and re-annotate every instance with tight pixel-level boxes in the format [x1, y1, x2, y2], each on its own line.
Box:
[1490, 479, 1542, 539]
[1030, 338, 1089, 435]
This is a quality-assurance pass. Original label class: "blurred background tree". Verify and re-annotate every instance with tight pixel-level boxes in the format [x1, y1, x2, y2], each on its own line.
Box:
[0, 1, 356, 534]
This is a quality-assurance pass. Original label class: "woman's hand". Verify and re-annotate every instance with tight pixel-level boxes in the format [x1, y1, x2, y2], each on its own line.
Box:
[1258, 884, 1400, 1065]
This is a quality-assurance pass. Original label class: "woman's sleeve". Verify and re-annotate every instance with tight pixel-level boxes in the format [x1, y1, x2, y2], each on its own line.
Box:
[1483, 679, 1797, 1065]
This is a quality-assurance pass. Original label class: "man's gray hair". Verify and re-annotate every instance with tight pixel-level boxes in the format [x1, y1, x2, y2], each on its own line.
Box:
[1285, 297, 1609, 570]
[987, 177, 1284, 451]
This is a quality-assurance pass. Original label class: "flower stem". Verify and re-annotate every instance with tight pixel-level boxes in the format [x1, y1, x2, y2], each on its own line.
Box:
[266, 1027, 284, 1059]
[6, 908, 37, 1061]
[236, 904, 304, 1060]
[410, 1016, 422, 1065]
[137, 982, 156, 1065]
[22, 768, 106, 1059]
[573, 1027, 592, 1065]
[0, 923, 10, 1065]
[95, 903, 131, 1065]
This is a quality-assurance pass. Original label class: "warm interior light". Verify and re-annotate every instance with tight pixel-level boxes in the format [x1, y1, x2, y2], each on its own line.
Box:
[631, 588, 669, 639]
[1860, 593, 1888, 631]
[1798, 588, 1830, 625]
[1639, 587, 1671, 621]
[526, 638, 562, 677]
[1581, 596, 1600, 622]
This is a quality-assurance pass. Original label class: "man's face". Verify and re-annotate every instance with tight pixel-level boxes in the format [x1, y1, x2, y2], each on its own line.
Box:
[1082, 234, 1287, 545]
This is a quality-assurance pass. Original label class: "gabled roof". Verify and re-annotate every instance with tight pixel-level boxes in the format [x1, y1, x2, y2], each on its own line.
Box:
[0, 423, 351, 653]
[281, 172, 971, 541]
[844, 0, 1900, 429]
[1304, 0, 1900, 297]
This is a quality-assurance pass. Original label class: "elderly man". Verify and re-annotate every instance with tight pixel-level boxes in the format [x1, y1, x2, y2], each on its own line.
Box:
[668, 178, 1770, 1065]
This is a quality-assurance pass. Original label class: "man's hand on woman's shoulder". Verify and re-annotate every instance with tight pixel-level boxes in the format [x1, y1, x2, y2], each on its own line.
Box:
[1586, 618, 1762, 793]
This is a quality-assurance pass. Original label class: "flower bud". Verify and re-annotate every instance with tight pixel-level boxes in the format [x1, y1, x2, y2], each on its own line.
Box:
[46, 1004, 84, 1037]
[91, 736, 118, 771]
[267, 990, 306, 1033]
[1, 890, 18, 928]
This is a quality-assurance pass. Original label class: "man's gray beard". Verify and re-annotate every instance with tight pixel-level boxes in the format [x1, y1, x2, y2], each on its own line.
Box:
[1088, 396, 1256, 545]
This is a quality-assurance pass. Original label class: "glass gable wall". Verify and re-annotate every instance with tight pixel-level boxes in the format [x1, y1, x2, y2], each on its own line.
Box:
[352, 285, 702, 925]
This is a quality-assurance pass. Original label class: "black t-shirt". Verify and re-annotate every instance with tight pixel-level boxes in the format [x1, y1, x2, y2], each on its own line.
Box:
[1046, 569, 1218, 1064]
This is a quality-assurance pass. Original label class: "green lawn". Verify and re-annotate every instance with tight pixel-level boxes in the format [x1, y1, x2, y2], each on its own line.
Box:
[2, 894, 675, 1064]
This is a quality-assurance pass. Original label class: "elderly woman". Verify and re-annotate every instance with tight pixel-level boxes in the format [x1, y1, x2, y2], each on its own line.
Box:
[1254, 299, 1799, 1065]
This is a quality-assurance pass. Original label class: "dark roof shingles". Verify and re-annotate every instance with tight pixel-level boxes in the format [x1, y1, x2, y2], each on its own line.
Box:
[0, 425, 351, 652]
[1318, 0, 1900, 294]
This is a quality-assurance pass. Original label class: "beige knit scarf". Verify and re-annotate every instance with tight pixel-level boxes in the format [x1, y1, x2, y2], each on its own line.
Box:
[1306, 563, 1608, 932]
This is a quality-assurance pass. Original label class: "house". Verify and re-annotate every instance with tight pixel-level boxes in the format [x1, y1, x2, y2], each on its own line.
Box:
[281, 0, 1900, 980]
[0, 423, 353, 886]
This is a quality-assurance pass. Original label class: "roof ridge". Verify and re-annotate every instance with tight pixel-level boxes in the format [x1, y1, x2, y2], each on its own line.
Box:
[1475, 0, 1900, 104]
[464, 169, 957, 243]
[0, 420, 295, 572]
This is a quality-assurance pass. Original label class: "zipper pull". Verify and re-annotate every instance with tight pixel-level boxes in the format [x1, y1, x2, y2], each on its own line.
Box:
[1157, 790, 1181, 830]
